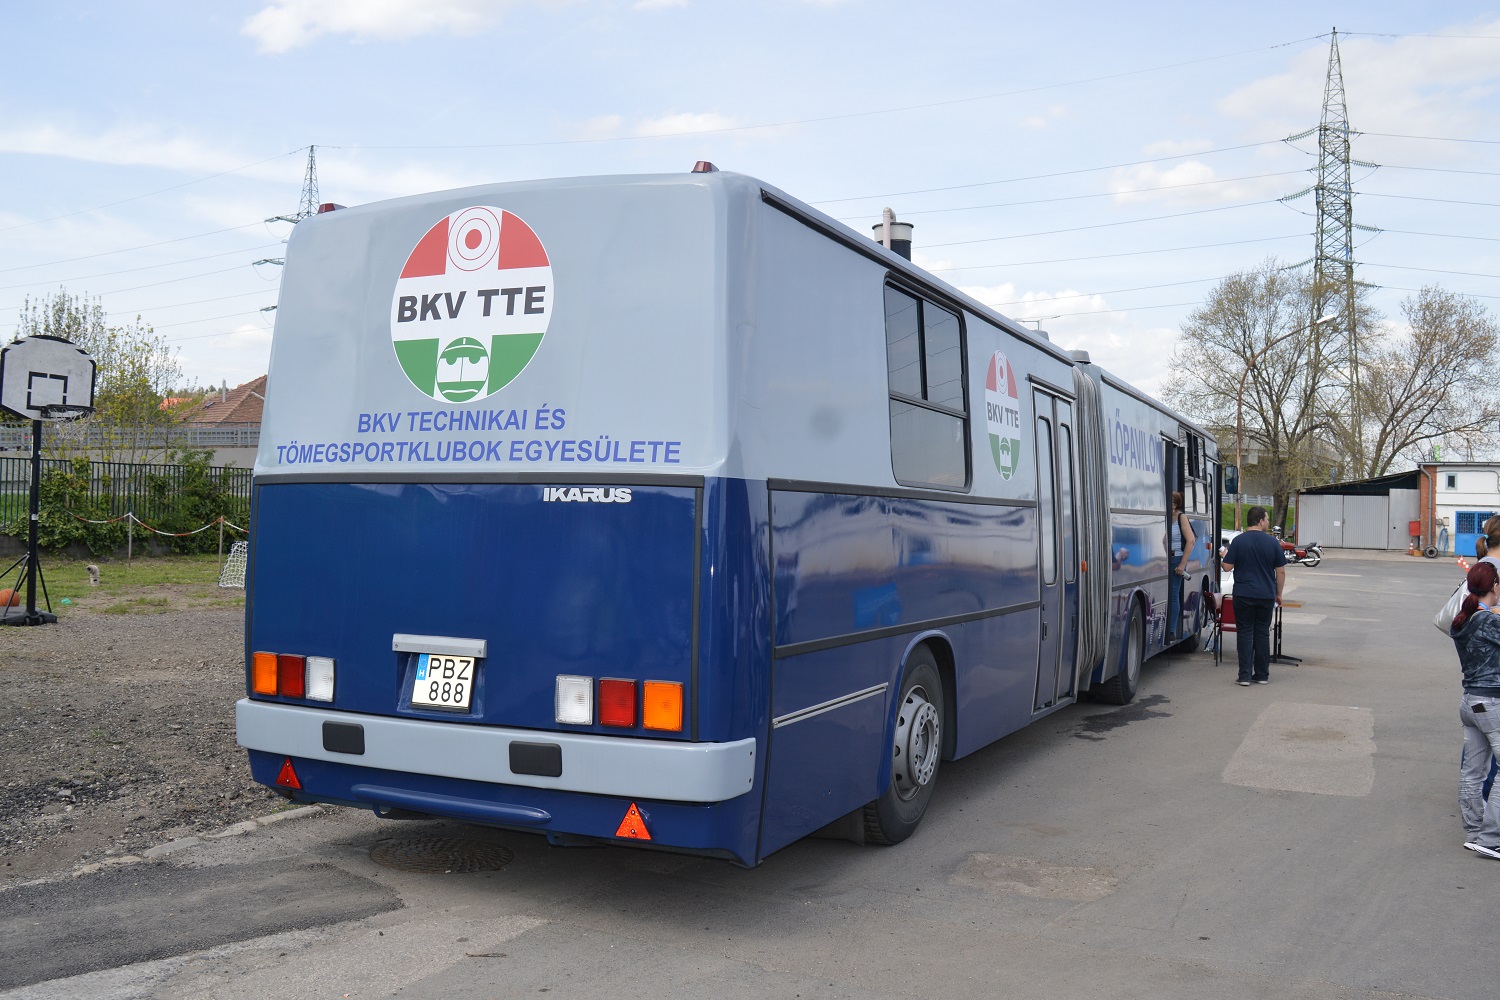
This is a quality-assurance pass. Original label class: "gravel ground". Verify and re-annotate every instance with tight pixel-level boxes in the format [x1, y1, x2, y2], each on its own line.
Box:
[0, 605, 285, 887]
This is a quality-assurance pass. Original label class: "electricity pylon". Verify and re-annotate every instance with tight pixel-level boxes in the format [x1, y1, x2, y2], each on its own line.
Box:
[268, 146, 320, 226]
[1312, 30, 1363, 474]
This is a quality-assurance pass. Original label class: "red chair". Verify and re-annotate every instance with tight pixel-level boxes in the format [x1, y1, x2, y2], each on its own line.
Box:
[1213, 594, 1237, 666]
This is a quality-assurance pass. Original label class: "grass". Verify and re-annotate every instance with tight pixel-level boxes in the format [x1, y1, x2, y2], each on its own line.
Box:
[0, 552, 243, 616]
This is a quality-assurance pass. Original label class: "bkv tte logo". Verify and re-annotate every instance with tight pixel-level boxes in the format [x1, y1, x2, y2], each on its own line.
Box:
[985, 351, 1023, 480]
[390, 206, 554, 403]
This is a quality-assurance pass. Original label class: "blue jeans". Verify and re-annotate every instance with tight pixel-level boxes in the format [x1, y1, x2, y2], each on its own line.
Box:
[1234, 596, 1275, 682]
[1460, 694, 1500, 847]
[1168, 553, 1185, 636]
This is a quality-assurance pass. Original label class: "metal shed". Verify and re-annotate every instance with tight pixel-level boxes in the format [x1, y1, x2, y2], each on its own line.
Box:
[1297, 470, 1422, 551]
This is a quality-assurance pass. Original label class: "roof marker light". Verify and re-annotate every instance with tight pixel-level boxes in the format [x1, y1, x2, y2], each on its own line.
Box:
[691, 161, 718, 173]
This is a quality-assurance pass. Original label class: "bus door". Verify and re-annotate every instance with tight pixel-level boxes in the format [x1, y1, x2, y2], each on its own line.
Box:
[1164, 432, 1184, 639]
[1033, 388, 1072, 712]
[1055, 399, 1079, 703]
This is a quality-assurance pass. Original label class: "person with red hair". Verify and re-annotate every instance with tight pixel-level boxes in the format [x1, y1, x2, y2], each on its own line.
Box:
[1449, 560, 1500, 859]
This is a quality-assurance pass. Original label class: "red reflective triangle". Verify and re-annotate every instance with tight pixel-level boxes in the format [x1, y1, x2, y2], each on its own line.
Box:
[275, 757, 302, 789]
[615, 802, 651, 840]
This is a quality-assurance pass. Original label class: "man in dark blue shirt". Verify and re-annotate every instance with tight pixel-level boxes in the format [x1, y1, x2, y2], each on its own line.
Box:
[1222, 506, 1286, 686]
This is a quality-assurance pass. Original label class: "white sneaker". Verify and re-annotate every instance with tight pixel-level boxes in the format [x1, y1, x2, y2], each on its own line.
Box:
[1464, 841, 1500, 859]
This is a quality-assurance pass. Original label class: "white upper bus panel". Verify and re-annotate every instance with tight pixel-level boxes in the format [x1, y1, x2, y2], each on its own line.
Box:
[258, 174, 723, 479]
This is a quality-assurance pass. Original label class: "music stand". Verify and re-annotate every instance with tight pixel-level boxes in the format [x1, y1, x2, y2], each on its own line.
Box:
[1270, 601, 1302, 665]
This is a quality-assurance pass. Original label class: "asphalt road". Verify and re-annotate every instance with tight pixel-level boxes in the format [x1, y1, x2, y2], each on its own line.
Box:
[2, 551, 1488, 999]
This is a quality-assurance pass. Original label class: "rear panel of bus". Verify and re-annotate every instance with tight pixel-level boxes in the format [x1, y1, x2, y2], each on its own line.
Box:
[241, 174, 772, 864]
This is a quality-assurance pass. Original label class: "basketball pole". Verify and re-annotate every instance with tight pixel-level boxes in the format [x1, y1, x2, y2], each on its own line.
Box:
[19, 417, 56, 625]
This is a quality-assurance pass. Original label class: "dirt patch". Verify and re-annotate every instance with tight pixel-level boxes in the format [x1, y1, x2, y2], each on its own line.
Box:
[0, 606, 286, 887]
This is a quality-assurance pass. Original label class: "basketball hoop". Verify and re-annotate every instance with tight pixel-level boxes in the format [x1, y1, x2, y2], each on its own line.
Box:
[35, 403, 94, 421]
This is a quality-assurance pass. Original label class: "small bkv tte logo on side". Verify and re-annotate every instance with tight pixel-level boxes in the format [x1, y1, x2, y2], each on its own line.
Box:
[390, 206, 554, 403]
[543, 487, 633, 503]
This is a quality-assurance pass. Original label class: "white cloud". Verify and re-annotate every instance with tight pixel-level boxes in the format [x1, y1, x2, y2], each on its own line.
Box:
[173, 322, 276, 387]
[633, 0, 686, 8]
[571, 111, 741, 140]
[0, 122, 292, 179]
[956, 279, 1177, 392]
[1108, 158, 1286, 206]
[242, 0, 575, 54]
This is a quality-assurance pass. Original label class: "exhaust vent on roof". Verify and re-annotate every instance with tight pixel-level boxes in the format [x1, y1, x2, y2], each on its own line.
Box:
[871, 208, 913, 260]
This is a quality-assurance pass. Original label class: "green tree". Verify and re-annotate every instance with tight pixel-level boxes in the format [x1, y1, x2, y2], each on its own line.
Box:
[15, 289, 187, 462]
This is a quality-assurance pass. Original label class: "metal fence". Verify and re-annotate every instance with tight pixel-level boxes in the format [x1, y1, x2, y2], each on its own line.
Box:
[0, 457, 252, 529]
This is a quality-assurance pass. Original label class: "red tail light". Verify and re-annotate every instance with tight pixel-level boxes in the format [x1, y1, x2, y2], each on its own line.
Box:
[599, 679, 637, 727]
[277, 654, 306, 698]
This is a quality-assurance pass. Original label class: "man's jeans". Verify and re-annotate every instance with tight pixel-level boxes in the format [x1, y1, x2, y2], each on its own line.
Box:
[1460, 693, 1500, 847]
[1234, 596, 1275, 682]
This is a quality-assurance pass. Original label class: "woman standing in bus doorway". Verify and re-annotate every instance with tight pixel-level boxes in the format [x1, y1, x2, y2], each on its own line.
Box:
[1449, 560, 1500, 859]
[1168, 491, 1196, 638]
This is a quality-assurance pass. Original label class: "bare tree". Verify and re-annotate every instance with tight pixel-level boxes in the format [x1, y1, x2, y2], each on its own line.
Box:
[1358, 286, 1500, 475]
[1163, 261, 1374, 530]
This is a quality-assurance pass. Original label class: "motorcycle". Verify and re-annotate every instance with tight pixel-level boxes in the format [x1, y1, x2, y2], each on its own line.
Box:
[1281, 539, 1323, 567]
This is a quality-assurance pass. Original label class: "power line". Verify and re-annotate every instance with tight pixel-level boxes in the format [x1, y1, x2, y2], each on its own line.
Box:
[810, 141, 1289, 204]
[986, 274, 1226, 307]
[0, 243, 284, 294]
[0, 223, 265, 275]
[1360, 261, 1500, 280]
[327, 37, 1327, 153]
[1360, 131, 1500, 145]
[0, 149, 305, 234]
[925, 234, 1305, 273]
[836, 170, 1304, 221]
[1360, 192, 1500, 209]
[924, 200, 1275, 249]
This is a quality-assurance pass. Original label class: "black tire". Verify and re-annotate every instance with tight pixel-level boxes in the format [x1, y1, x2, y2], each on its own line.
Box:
[1303, 554, 1321, 567]
[1099, 603, 1143, 705]
[864, 646, 944, 846]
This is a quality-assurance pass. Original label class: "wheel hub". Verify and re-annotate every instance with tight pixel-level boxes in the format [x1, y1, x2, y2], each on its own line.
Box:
[892, 687, 940, 800]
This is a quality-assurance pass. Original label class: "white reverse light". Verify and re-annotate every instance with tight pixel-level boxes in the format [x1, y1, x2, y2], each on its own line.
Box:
[555, 674, 593, 725]
[305, 656, 336, 702]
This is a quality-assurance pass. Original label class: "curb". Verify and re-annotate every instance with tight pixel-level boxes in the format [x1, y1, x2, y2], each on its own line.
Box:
[4, 805, 326, 890]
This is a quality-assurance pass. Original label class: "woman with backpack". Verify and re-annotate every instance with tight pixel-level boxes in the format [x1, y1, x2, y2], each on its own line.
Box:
[1449, 559, 1500, 859]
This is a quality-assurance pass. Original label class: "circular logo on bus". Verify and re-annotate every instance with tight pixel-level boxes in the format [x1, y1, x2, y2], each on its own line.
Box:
[389, 206, 554, 402]
[986, 351, 1022, 480]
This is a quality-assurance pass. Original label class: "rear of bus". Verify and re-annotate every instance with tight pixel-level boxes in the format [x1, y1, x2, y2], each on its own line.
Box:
[236, 172, 768, 865]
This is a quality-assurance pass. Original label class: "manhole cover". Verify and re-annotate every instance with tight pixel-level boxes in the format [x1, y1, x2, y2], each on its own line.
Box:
[369, 836, 515, 874]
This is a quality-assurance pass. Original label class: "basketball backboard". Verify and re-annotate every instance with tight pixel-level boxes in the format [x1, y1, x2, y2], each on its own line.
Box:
[0, 335, 96, 421]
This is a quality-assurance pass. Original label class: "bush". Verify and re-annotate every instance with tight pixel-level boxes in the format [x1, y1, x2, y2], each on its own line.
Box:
[4, 452, 249, 556]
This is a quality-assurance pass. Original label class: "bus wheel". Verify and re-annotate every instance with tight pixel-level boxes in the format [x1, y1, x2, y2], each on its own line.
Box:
[1099, 604, 1143, 705]
[864, 647, 944, 846]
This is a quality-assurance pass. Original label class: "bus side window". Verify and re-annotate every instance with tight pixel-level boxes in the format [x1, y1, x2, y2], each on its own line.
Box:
[884, 284, 970, 490]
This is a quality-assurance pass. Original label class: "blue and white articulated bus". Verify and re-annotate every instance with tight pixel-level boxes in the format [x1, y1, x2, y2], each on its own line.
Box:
[236, 167, 1219, 866]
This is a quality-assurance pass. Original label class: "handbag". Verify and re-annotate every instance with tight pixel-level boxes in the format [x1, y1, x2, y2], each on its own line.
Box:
[1434, 583, 1467, 633]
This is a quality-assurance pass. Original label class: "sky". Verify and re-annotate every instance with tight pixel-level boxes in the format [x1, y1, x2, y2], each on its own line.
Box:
[2, 1, 1499, 401]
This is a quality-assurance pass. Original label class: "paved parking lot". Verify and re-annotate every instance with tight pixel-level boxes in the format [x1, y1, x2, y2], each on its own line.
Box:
[2, 550, 1487, 999]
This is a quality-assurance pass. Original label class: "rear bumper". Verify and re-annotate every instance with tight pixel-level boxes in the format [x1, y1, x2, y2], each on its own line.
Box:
[235, 699, 756, 804]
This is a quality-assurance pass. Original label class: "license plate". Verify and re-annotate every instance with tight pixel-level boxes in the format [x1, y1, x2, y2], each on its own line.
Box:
[412, 654, 475, 710]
